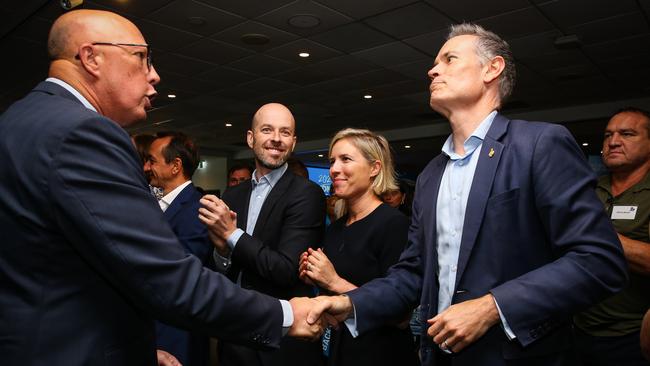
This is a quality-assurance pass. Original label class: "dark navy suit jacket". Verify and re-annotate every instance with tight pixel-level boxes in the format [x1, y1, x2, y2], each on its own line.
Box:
[156, 183, 213, 366]
[0, 81, 283, 366]
[348, 114, 628, 366]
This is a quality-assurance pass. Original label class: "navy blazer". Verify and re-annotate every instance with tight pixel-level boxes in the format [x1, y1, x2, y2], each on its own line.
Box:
[348, 114, 628, 366]
[157, 183, 213, 366]
[0, 81, 283, 366]
[163, 183, 213, 266]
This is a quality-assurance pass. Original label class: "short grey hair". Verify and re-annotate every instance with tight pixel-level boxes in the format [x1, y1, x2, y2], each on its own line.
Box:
[448, 23, 516, 107]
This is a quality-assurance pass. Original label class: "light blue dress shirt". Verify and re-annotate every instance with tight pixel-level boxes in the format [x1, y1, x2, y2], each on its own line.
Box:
[436, 111, 515, 340]
[226, 163, 288, 249]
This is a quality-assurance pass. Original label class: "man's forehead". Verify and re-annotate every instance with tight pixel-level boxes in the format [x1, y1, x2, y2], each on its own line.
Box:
[609, 112, 648, 128]
[255, 118, 295, 131]
[438, 34, 478, 56]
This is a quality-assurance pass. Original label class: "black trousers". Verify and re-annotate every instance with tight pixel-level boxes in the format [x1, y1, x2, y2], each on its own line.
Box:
[574, 326, 650, 366]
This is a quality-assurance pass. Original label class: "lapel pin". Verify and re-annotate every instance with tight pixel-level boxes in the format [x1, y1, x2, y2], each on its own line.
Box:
[488, 148, 495, 158]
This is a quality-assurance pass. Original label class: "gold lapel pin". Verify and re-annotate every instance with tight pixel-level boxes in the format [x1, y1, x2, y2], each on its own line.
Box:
[488, 148, 495, 158]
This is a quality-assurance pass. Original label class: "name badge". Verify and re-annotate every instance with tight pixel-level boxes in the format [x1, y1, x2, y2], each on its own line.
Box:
[611, 205, 638, 220]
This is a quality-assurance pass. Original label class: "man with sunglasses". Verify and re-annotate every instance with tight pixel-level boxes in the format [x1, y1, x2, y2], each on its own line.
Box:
[0, 9, 323, 366]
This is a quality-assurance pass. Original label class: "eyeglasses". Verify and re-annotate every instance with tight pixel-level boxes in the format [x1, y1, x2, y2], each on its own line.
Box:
[76, 42, 152, 71]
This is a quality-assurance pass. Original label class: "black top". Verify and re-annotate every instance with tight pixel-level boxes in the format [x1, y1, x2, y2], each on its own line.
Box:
[323, 203, 417, 366]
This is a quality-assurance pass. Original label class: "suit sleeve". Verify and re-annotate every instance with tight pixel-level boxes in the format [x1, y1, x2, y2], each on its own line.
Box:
[48, 117, 283, 349]
[228, 181, 325, 288]
[489, 124, 628, 346]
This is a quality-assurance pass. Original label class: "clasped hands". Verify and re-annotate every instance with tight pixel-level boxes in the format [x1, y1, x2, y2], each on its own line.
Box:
[198, 195, 237, 256]
[288, 295, 355, 341]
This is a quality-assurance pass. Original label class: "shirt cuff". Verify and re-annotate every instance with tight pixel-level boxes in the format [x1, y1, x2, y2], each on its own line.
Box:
[493, 297, 517, 340]
[227, 228, 244, 250]
[280, 299, 293, 336]
[343, 300, 359, 338]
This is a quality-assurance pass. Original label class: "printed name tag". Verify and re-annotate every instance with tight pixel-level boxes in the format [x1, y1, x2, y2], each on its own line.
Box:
[611, 205, 638, 220]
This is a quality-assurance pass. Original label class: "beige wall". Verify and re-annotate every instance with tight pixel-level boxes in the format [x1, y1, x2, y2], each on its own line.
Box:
[192, 155, 227, 193]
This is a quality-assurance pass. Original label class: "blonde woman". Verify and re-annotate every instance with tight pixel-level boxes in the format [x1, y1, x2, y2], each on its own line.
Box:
[300, 128, 417, 366]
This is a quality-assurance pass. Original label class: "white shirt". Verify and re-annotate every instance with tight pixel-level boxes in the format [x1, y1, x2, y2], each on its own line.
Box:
[158, 181, 192, 212]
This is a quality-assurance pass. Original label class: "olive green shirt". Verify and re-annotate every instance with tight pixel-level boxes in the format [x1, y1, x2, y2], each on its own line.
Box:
[574, 172, 650, 336]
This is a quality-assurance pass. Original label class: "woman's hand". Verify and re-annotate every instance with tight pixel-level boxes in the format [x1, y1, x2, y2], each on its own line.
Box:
[299, 251, 314, 286]
[300, 248, 356, 293]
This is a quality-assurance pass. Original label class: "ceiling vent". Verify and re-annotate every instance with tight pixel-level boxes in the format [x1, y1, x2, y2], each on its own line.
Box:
[554, 34, 582, 50]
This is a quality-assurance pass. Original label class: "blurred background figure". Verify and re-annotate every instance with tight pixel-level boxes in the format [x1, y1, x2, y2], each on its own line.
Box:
[381, 179, 414, 218]
[146, 131, 213, 366]
[300, 128, 417, 366]
[131, 133, 163, 199]
[287, 157, 309, 179]
[325, 185, 344, 226]
[574, 107, 650, 366]
[227, 164, 253, 188]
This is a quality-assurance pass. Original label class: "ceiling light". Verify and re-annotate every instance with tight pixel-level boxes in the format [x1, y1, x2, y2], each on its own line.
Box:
[363, 94, 372, 99]
[299, 52, 310, 58]
[241, 33, 270, 45]
[288, 14, 321, 29]
[582, 142, 588, 146]
[318, 154, 324, 158]
[225, 123, 232, 127]
[404, 145, 411, 149]
[167, 94, 176, 99]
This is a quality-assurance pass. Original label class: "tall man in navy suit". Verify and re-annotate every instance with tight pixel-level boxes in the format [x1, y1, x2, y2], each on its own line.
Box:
[308, 23, 628, 366]
[146, 131, 213, 366]
[0, 9, 323, 366]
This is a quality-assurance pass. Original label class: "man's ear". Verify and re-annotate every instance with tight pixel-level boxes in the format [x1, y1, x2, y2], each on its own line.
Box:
[290, 135, 297, 153]
[246, 130, 254, 149]
[77, 43, 101, 77]
[172, 157, 182, 176]
[483, 55, 505, 84]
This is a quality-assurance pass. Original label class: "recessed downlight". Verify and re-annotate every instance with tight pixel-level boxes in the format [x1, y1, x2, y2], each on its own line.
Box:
[363, 94, 372, 99]
[240, 33, 270, 45]
[167, 94, 176, 99]
[288, 14, 321, 28]
[404, 145, 411, 149]
[225, 123, 233, 127]
[299, 52, 310, 58]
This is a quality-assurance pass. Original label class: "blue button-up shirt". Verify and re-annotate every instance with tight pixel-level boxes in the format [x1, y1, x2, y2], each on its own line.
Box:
[227, 163, 288, 247]
[436, 111, 515, 339]
[436, 111, 495, 313]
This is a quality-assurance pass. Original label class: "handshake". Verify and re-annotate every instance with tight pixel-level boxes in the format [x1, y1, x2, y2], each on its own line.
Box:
[286, 295, 354, 341]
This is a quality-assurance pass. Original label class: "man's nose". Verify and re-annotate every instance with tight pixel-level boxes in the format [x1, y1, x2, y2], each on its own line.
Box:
[608, 133, 622, 146]
[148, 65, 161, 86]
[427, 64, 440, 79]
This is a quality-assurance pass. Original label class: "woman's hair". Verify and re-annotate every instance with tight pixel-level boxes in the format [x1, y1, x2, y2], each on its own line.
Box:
[329, 128, 397, 196]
